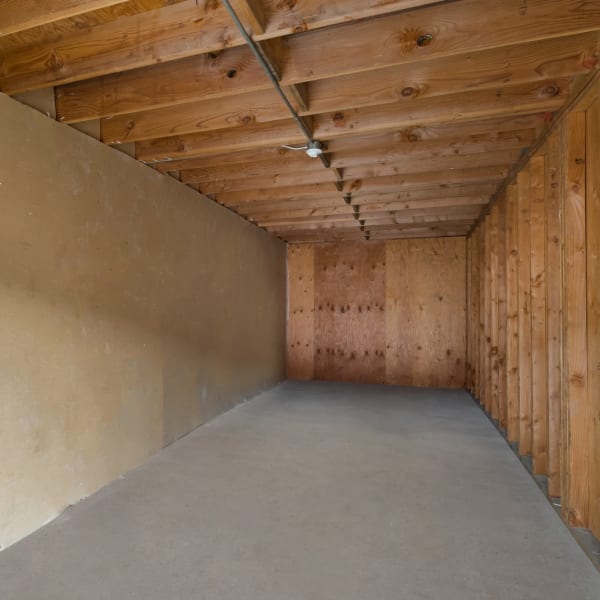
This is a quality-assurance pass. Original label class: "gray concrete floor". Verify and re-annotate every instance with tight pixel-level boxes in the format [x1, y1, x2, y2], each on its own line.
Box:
[1, 381, 599, 599]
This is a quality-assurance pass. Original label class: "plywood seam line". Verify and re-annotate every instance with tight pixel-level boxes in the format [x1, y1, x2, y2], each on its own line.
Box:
[220, 0, 373, 241]
[469, 64, 600, 234]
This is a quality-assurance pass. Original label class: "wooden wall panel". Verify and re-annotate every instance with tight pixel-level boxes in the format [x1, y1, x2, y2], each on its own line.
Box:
[545, 131, 563, 498]
[586, 96, 600, 539]
[517, 168, 533, 455]
[468, 78, 600, 540]
[562, 110, 588, 527]
[287, 238, 466, 389]
[386, 238, 466, 389]
[466, 236, 473, 392]
[314, 242, 386, 383]
[530, 154, 548, 475]
[472, 229, 481, 399]
[480, 221, 488, 408]
[496, 196, 508, 430]
[286, 245, 315, 380]
[505, 183, 520, 443]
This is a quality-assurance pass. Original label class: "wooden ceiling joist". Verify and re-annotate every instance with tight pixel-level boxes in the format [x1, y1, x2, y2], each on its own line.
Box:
[0, 0, 451, 93]
[4, 0, 599, 242]
[54, 30, 598, 124]
[99, 75, 564, 144]
[0, 0, 129, 37]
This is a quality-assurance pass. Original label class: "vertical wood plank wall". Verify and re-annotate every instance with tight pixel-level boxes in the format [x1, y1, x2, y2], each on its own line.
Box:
[287, 237, 467, 389]
[467, 80, 600, 539]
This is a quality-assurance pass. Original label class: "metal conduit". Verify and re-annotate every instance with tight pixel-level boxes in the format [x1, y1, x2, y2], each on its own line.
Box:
[220, 0, 333, 172]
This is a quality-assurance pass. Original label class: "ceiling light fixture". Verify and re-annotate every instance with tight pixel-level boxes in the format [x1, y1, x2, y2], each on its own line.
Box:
[305, 140, 324, 158]
[281, 140, 324, 158]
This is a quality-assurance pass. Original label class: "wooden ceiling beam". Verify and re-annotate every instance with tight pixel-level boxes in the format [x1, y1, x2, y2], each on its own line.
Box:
[182, 144, 522, 185]
[257, 207, 482, 228]
[307, 33, 599, 113]
[56, 46, 271, 124]
[99, 71, 547, 143]
[341, 149, 521, 179]
[136, 119, 306, 163]
[281, 229, 470, 242]
[102, 88, 290, 144]
[264, 208, 483, 226]
[261, 0, 448, 36]
[211, 166, 508, 204]
[243, 199, 488, 223]
[0, 2, 241, 94]
[155, 145, 312, 173]
[281, 222, 473, 236]
[329, 136, 532, 170]
[237, 195, 491, 218]
[0, 0, 129, 37]
[266, 216, 479, 233]
[56, 31, 598, 123]
[198, 168, 341, 194]
[313, 80, 567, 141]
[193, 150, 517, 194]
[180, 154, 328, 183]
[282, 0, 600, 85]
[154, 118, 539, 172]
[228, 0, 266, 35]
[225, 184, 498, 210]
[135, 85, 556, 162]
[0, 0, 449, 93]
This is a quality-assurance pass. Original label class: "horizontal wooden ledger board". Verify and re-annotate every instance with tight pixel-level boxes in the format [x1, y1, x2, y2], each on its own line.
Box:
[286, 238, 467, 388]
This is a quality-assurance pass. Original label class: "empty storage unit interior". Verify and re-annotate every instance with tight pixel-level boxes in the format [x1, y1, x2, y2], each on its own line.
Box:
[1, 0, 600, 591]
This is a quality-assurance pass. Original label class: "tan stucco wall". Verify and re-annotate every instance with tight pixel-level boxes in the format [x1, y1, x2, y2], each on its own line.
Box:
[0, 93, 286, 549]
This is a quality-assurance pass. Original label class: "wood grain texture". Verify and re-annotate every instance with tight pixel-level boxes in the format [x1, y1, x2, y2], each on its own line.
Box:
[286, 238, 466, 388]
[545, 131, 563, 497]
[562, 109, 588, 527]
[529, 154, 548, 475]
[489, 205, 499, 419]
[479, 222, 487, 408]
[505, 184, 520, 443]
[314, 242, 387, 384]
[496, 195, 508, 429]
[386, 238, 466, 388]
[283, 0, 600, 85]
[0, 0, 128, 37]
[586, 95, 600, 538]
[517, 167, 533, 455]
[472, 229, 481, 399]
[466, 235, 473, 391]
[286, 245, 315, 380]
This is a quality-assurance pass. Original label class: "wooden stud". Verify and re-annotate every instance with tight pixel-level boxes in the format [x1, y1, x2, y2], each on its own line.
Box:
[562, 110, 588, 527]
[489, 205, 500, 419]
[497, 194, 508, 430]
[545, 131, 563, 498]
[505, 183, 520, 443]
[586, 95, 600, 538]
[517, 167, 533, 455]
[530, 154, 549, 475]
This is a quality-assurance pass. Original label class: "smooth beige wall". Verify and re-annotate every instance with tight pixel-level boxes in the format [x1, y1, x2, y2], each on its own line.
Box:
[0, 93, 286, 549]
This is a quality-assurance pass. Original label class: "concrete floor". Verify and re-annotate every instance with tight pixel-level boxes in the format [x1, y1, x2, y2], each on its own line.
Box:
[1, 381, 599, 599]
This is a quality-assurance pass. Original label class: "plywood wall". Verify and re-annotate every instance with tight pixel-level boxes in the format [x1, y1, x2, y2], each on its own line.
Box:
[467, 78, 600, 540]
[287, 238, 466, 389]
[0, 94, 286, 550]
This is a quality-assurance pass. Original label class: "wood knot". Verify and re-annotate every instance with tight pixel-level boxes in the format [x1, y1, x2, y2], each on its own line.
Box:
[45, 52, 64, 72]
[333, 112, 346, 127]
[543, 84, 560, 97]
